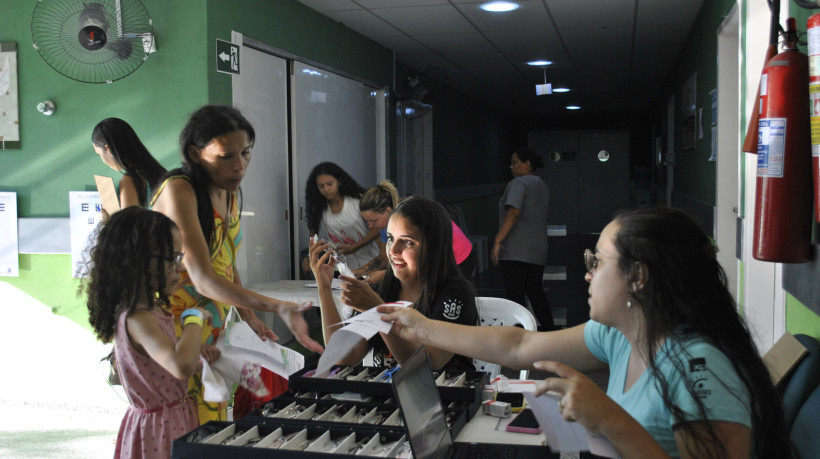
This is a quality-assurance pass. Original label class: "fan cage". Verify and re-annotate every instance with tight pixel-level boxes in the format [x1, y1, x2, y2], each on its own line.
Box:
[31, 0, 153, 84]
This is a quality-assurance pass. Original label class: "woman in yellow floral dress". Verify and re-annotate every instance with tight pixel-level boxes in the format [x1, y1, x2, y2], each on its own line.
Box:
[152, 105, 323, 422]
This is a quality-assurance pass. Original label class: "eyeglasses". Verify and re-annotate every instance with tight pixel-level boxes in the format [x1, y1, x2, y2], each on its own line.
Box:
[153, 251, 185, 265]
[584, 249, 613, 274]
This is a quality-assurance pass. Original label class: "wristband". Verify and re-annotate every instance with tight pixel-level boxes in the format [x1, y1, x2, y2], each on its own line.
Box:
[180, 308, 204, 322]
[183, 315, 204, 328]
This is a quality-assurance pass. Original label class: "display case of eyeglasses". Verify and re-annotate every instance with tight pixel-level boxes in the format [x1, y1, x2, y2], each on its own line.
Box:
[172, 364, 488, 457]
[172, 419, 410, 457]
[287, 364, 488, 417]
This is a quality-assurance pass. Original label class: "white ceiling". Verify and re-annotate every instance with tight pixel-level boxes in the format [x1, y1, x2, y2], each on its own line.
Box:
[296, 0, 706, 116]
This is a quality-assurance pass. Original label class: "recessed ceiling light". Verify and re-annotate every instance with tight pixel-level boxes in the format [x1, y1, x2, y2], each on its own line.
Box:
[553, 87, 570, 93]
[480, 2, 520, 13]
[527, 60, 552, 66]
[566, 105, 581, 110]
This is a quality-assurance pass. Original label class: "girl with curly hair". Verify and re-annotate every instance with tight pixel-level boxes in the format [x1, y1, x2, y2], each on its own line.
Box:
[83, 207, 219, 458]
[303, 162, 380, 271]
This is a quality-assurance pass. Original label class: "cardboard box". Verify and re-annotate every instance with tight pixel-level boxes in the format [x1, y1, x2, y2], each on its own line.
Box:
[762, 332, 809, 389]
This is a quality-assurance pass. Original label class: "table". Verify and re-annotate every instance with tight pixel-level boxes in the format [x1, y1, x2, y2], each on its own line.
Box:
[249, 280, 343, 344]
[455, 410, 547, 447]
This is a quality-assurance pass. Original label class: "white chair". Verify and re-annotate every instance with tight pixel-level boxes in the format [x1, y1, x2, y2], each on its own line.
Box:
[473, 296, 538, 380]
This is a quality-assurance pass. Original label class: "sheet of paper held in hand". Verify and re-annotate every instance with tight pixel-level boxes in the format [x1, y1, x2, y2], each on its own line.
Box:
[222, 321, 305, 377]
[94, 175, 120, 215]
[524, 392, 618, 457]
[314, 301, 412, 377]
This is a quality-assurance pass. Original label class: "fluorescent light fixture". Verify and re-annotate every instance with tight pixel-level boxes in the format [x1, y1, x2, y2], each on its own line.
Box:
[480, 1, 520, 12]
[527, 60, 552, 66]
[553, 87, 570, 93]
[566, 105, 581, 110]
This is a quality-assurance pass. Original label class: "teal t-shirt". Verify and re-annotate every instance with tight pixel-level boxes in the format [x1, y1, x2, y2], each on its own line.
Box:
[584, 320, 752, 457]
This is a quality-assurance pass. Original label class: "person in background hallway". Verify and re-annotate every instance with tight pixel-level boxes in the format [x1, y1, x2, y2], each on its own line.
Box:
[151, 105, 323, 423]
[492, 146, 554, 331]
[303, 162, 381, 273]
[92, 117, 166, 210]
[82, 207, 220, 459]
[356, 180, 476, 284]
[382, 207, 790, 459]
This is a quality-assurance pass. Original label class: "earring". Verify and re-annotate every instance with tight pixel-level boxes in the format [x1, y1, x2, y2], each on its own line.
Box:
[626, 299, 632, 309]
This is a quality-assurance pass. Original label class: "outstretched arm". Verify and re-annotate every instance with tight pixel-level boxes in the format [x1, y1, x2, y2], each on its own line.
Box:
[379, 306, 605, 372]
[152, 179, 323, 353]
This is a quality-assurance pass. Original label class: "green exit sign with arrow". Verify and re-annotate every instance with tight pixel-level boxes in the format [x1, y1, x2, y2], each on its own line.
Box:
[216, 39, 239, 75]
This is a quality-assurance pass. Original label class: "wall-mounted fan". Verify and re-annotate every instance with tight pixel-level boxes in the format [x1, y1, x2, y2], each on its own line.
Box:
[31, 0, 153, 84]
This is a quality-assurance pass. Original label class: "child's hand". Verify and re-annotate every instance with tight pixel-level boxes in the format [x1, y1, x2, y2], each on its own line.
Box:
[201, 344, 221, 363]
[193, 307, 213, 327]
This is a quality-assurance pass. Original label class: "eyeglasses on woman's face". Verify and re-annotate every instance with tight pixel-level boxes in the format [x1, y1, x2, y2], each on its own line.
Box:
[584, 249, 617, 274]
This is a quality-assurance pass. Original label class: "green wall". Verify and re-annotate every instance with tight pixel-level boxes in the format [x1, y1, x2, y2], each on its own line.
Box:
[0, 0, 394, 331]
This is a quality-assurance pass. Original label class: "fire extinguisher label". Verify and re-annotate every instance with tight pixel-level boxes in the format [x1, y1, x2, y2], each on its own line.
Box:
[757, 118, 786, 177]
[811, 84, 820, 157]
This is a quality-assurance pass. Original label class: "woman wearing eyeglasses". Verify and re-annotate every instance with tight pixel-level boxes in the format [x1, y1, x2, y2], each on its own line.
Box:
[380, 207, 789, 458]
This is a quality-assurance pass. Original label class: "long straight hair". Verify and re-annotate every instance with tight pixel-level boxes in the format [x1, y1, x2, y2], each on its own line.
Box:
[164, 105, 254, 252]
[375, 196, 463, 317]
[92, 118, 166, 207]
[613, 207, 790, 457]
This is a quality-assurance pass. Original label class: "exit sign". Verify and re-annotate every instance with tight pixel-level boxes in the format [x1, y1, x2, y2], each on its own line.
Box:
[216, 39, 239, 75]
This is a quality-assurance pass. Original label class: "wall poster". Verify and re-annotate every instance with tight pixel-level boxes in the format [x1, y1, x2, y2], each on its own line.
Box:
[0, 42, 20, 150]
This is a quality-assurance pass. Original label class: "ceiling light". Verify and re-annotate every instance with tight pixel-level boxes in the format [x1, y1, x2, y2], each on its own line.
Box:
[527, 60, 552, 66]
[535, 68, 551, 96]
[480, 2, 520, 12]
[566, 105, 581, 110]
[553, 87, 570, 93]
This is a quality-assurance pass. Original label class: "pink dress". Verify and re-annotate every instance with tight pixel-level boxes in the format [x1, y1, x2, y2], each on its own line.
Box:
[113, 307, 198, 458]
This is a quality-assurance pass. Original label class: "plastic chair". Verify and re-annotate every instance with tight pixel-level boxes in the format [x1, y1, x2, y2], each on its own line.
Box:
[780, 334, 820, 432]
[473, 297, 538, 380]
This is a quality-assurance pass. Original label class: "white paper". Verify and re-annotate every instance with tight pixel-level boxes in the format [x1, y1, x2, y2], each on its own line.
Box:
[221, 321, 304, 376]
[313, 301, 411, 377]
[524, 392, 617, 457]
[69, 191, 102, 278]
[0, 192, 18, 277]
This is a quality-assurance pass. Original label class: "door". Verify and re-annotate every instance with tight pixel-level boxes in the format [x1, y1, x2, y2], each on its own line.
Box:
[232, 44, 291, 285]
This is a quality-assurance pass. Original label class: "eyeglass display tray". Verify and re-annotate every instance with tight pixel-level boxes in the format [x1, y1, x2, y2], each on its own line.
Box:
[172, 419, 411, 458]
[289, 364, 488, 408]
[243, 393, 469, 439]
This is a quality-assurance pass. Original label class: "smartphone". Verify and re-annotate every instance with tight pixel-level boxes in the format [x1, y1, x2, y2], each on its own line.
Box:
[505, 408, 542, 434]
[494, 392, 525, 413]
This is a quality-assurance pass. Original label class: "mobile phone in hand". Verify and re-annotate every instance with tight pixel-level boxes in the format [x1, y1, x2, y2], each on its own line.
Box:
[505, 408, 542, 434]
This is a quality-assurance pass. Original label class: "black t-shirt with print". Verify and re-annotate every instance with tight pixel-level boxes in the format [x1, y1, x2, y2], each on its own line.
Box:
[369, 276, 477, 371]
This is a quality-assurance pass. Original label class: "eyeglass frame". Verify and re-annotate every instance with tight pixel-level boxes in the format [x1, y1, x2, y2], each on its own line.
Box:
[152, 251, 185, 265]
[584, 249, 618, 274]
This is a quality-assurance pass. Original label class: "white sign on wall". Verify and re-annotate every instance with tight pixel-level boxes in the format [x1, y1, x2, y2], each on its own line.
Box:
[69, 191, 102, 278]
[0, 192, 19, 276]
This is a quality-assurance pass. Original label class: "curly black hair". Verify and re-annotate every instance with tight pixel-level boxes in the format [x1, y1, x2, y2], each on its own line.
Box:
[80, 207, 177, 343]
[304, 162, 366, 234]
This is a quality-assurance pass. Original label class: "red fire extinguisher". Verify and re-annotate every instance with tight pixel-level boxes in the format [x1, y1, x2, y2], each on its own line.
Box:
[807, 13, 820, 221]
[753, 18, 813, 262]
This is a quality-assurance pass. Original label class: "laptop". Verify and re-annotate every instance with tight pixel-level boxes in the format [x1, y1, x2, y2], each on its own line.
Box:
[391, 346, 556, 459]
